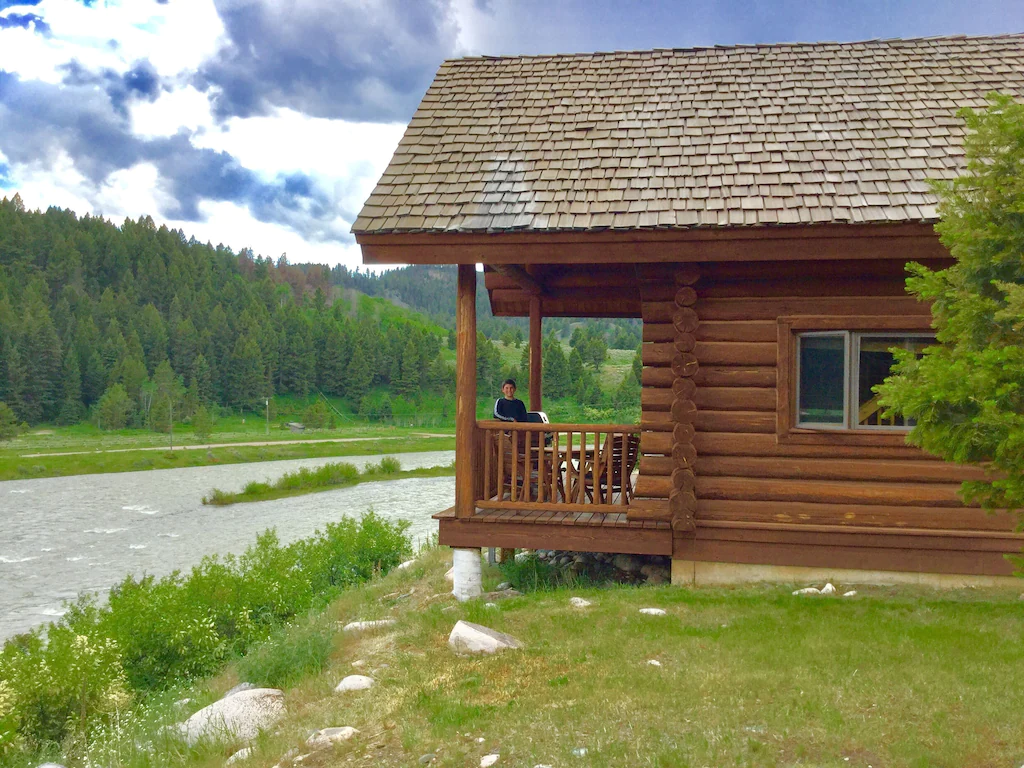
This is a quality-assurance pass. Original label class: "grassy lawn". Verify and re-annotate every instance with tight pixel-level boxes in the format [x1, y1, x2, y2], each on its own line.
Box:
[74, 549, 1024, 768]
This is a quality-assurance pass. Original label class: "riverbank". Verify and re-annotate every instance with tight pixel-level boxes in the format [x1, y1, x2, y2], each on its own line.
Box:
[202, 458, 455, 505]
[13, 549, 1024, 767]
[0, 425, 454, 481]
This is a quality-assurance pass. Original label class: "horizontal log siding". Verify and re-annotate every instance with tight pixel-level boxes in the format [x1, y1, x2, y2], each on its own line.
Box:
[687, 262, 1017, 561]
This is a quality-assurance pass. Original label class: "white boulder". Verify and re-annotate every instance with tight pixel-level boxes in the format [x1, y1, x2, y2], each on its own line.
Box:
[342, 619, 396, 632]
[225, 746, 253, 764]
[792, 587, 821, 596]
[843, 590, 857, 597]
[334, 675, 374, 693]
[448, 621, 523, 655]
[639, 608, 666, 616]
[306, 726, 359, 748]
[444, 567, 455, 582]
[480, 754, 500, 767]
[646, 659, 662, 666]
[395, 559, 416, 571]
[569, 597, 592, 608]
[820, 582, 837, 595]
[176, 688, 285, 746]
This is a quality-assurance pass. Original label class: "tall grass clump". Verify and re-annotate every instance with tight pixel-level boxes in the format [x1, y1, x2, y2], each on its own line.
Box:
[0, 513, 410, 761]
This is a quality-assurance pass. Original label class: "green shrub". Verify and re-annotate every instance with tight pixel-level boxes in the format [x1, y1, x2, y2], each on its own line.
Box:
[235, 613, 335, 689]
[302, 400, 329, 429]
[379, 456, 401, 474]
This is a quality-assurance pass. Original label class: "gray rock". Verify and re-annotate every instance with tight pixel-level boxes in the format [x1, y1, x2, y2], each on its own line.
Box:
[639, 607, 666, 616]
[495, 581, 511, 591]
[225, 746, 253, 764]
[306, 726, 359, 748]
[444, 567, 455, 582]
[334, 675, 374, 693]
[448, 621, 524, 655]
[223, 682, 256, 698]
[176, 688, 285, 746]
[613, 554, 641, 573]
[36, 764, 67, 768]
[572, 747, 588, 757]
[480, 754, 500, 767]
[569, 597, 592, 608]
[792, 587, 821, 596]
[342, 619, 396, 632]
[419, 754, 437, 765]
[820, 582, 837, 595]
[843, 590, 858, 598]
[395, 559, 416, 571]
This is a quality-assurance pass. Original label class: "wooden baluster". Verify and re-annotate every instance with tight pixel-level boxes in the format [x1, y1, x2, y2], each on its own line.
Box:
[511, 429, 519, 502]
[537, 429, 545, 502]
[566, 430, 574, 503]
[619, 430, 627, 505]
[606, 430, 613, 505]
[551, 430, 559, 503]
[594, 430, 601, 504]
[483, 428, 492, 500]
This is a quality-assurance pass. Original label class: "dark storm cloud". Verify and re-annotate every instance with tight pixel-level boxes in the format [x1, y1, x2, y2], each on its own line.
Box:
[0, 70, 352, 242]
[0, 12, 49, 32]
[59, 59, 162, 118]
[195, 0, 459, 122]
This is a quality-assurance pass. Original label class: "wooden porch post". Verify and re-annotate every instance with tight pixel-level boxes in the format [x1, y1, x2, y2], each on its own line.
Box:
[456, 264, 478, 518]
[529, 295, 542, 411]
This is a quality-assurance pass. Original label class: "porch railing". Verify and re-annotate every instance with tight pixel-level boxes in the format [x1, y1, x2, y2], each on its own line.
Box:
[475, 421, 641, 513]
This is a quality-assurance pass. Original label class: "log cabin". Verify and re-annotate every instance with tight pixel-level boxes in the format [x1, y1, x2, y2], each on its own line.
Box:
[353, 34, 1024, 587]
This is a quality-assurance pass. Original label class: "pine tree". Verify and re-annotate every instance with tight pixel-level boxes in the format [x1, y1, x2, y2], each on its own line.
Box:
[191, 353, 214, 405]
[20, 299, 62, 423]
[56, 347, 84, 425]
[395, 337, 421, 398]
[228, 334, 265, 411]
[0, 332, 26, 420]
[345, 334, 373, 403]
[95, 383, 132, 430]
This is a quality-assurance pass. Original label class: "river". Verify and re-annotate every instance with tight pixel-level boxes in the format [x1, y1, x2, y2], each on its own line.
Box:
[0, 451, 455, 641]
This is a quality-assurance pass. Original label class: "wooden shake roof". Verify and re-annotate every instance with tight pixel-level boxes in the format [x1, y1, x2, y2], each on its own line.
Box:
[353, 34, 1024, 236]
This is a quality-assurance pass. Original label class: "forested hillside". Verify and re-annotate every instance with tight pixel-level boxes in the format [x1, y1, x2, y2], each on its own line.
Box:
[0, 196, 639, 430]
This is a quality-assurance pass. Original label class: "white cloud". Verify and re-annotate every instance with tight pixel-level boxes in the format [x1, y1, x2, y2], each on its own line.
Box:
[130, 85, 215, 138]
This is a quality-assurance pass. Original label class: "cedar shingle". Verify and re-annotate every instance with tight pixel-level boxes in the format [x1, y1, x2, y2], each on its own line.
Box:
[354, 34, 1024, 234]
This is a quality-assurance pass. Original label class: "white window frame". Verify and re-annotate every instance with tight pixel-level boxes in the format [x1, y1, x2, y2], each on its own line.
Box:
[795, 331, 934, 432]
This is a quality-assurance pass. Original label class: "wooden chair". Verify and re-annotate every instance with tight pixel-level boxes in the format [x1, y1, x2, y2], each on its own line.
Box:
[494, 430, 537, 501]
[577, 433, 640, 504]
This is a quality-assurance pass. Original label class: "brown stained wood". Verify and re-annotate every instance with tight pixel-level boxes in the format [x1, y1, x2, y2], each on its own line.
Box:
[695, 410, 776, 434]
[640, 412, 675, 431]
[636, 476, 672, 498]
[672, 468, 696, 492]
[478, 420, 640, 432]
[695, 341, 778, 367]
[491, 293, 641, 318]
[456, 264, 478, 518]
[670, 490, 698, 515]
[695, 499, 1017, 532]
[700, 257, 949, 282]
[639, 283, 678, 302]
[696, 321, 779, 343]
[641, 388, 675, 410]
[671, 398, 698, 423]
[642, 302, 675, 323]
[700, 296, 929, 322]
[438, 517, 672, 555]
[492, 264, 544, 295]
[698, 277, 913, 299]
[478, 500, 630, 514]
[643, 323, 676, 343]
[674, 423, 696, 444]
[642, 432, 673, 455]
[693, 366, 777, 388]
[672, 377, 697, 399]
[639, 456, 674, 475]
[695, 387, 777, 412]
[673, 442, 698, 468]
[695, 476, 969, 507]
[627, 499, 672, 521]
[642, 343, 676, 366]
[642, 367, 675, 387]
[674, 264, 701, 286]
[675, 286, 698, 307]
[673, 307, 700, 333]
[672, 354, 699, 377]
[695, 456, 989, 484]
[676, 334, 697, 353]
[694, 431, 938, 460]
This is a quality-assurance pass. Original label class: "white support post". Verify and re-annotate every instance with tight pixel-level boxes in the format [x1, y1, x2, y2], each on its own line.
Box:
[452, 547, 483, 602]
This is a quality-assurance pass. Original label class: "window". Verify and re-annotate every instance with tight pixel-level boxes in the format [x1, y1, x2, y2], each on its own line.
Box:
[795, 332, 933, 430]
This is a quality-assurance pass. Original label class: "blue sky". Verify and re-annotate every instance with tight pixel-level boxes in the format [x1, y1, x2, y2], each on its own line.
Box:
[0, 0, 1021, 267]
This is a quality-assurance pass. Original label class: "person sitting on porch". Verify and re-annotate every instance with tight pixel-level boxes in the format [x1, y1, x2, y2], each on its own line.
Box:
[494, 378, 528, 422]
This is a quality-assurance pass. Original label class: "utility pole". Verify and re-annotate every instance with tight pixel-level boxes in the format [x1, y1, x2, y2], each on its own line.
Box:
[168, 396, 173, 451]
[265, 397, 270, 436]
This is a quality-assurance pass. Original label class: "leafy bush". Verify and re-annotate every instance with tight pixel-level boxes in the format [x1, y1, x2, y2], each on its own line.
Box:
[302, 399, 330, 428]
[235, 613, 335, 689]
[379, 456, 402, 474]
[0, 514, 410, 757]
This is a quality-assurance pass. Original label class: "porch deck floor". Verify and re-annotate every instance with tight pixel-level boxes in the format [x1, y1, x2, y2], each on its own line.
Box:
[434, 506, 670, 530]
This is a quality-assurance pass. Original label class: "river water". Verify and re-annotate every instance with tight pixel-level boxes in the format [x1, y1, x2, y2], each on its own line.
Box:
[0, 451, 455, 641]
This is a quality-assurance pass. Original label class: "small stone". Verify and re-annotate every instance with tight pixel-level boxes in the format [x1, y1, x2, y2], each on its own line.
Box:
[495, 581, 511, 591]
[514, 551, 530, 562]
[448, 621, 523, 655]
[306, 726, 359, 748]
[646, 659, 662, 666]
[569, 597, 592, 608]
[395, 559, 415, 571]
[342, 619, 396, 632]
[792, 587, 821, 595]
[480, 754, 499, 767]
[334, 675, 374, 693]
[226, 746, 253, 764]
[351, 660, 366, 668]
[571, 747, 588, 757]
[843, 590, 857, 598]
[419, 754, 437, 765]
[223, 682, 256, 698]
[639, 608, 666, 616]
[476, 737, 485, 743]
[534, 765, 554, 768]
[484, 602, 498, 609]
[445, 567, 455, 582]
[820, 583, 837, 595]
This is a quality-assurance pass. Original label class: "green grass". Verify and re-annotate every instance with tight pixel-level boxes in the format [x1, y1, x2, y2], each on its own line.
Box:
[202, 458, 455, 505]
[21, 549, 1023, 768]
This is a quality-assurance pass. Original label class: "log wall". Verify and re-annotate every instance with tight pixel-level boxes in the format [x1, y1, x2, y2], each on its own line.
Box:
[639, 258, 1023, 575]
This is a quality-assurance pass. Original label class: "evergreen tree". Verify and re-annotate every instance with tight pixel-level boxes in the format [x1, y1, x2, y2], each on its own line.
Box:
[0, 401, 25, 443]
[82, 350, 107, 407]
[318, 321, 351, 397]
[0, 332, 26, 420]
[227, 334, 265, 411]
[395, 337, 421, 398]
[345, 334, 373, 403]
[95, 383, 132, 430]
[191, 353, 214, 405]
[56, 347, 84, 425]
[20, 299, 62, 423]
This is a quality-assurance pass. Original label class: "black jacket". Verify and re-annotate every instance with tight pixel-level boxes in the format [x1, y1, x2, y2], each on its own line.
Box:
[493, 397, 528, 422]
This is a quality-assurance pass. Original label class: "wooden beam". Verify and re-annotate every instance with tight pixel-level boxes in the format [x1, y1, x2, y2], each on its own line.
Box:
[456, 264, 477, 518]
[493, 264, 545, 295]
[529, 295, 542, 410]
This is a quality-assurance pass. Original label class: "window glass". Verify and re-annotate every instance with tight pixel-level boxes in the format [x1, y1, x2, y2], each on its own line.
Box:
[856, 336, 929, 427]
[798, 334, 845, 425]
